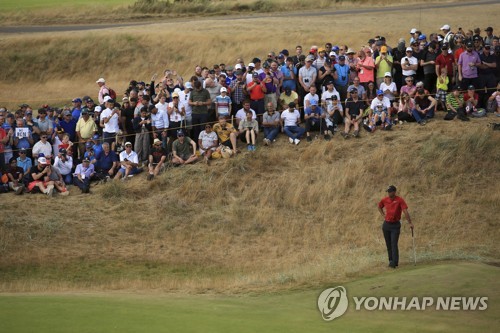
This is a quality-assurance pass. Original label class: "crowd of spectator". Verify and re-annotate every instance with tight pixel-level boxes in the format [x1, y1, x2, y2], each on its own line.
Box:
[0, 24, 499, 195]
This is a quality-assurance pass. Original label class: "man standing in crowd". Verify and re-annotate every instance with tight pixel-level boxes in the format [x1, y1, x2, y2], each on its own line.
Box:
[378, 185, 414, 269]
[189, 80, 211, 141]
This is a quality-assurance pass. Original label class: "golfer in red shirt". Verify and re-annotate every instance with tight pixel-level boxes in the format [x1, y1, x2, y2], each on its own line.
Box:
[378, 185, 414, 268]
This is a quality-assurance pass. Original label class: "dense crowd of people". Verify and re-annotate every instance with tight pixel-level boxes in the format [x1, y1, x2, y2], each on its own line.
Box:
[1, 23, 499, 196]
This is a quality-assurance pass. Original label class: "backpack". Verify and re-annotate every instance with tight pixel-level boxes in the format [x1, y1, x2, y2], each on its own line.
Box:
[108, 87, 117, 100]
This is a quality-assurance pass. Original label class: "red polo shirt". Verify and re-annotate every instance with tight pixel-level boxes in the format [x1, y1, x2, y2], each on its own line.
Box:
[378, 196, 408, 223]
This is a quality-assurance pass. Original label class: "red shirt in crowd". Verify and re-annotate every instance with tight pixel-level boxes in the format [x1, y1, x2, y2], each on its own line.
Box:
[378, 196, 408, 223]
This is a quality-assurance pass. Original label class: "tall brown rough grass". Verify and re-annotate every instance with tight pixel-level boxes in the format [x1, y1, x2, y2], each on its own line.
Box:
[1, 123, 498, 292]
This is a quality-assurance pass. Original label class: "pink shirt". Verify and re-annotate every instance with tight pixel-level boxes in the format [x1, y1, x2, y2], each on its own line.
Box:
[358, 57, 375, 83]
[98, 85, 110, 104]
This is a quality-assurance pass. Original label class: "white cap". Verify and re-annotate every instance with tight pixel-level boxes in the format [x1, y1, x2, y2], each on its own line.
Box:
[174, 88, 181, 93]
[125, 142, 132, 146]
[440, 24, 450, 30]
[329, 51, 337, 57]
[94, 106, 102, 112]
[96, 78, 105, 84]
[410, 28, 417, 34]
[248, 62, 255, 68]
[437, 36, 443, 42]
[220, 87, 227, 93]
[38, 157, 47, 165]
[384, 72, 392, 77]
[103, 96, 112, 103]
[185, 82, 193, 89]
[406, 47, 413, 52]
[235, 64, 242, 70]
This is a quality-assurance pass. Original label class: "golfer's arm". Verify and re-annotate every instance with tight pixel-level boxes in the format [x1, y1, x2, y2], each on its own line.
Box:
[378, 207, 385, 219]
[403, 209, 412, 224]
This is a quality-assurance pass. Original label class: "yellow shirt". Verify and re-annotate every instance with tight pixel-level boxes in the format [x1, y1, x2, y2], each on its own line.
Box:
[436, 75, 449, 91]
[213, 123, 236, 143]
[76, 117, 98, 139]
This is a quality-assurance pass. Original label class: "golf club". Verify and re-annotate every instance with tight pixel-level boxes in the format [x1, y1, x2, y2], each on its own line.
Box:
[411, 227, 416, 266]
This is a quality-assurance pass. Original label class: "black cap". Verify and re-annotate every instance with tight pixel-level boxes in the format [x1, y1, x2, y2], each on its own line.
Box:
[485, 27, 493, 32]
[466, 41, 473, 48]
[473, 35, 482, 41]
[59, 148, 67, 155]
[387, 185, 397, 192]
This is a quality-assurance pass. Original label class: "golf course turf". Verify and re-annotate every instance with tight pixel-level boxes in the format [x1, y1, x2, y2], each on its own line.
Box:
[1, 262, 498, 332]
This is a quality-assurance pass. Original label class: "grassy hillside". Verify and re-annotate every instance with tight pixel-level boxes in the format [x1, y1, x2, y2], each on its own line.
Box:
[1, 262, 498, 332]
[1, 121, 499, 292]
[0, 0, 442, 26]
[1, 1, 499, 110]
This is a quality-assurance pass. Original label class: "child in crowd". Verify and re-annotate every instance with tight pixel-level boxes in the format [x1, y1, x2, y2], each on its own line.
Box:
[436, 67, 449, 111]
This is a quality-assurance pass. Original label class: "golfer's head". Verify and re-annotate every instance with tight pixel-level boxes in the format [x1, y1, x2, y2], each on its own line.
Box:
[387, 185, 397, 197]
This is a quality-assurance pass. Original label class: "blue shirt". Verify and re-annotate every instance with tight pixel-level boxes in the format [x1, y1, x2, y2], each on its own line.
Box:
[92, 143, 103, 158]
[71, 107, 82, 120]
[17, 156, 32, 174]
[280, 65, 297, 91]
[59, 119, 77, 141]
[74, 163, 95, 178]
[304, 106, 325, 117]
[334, 64, 350, 87]
[95, 150, 118, 171]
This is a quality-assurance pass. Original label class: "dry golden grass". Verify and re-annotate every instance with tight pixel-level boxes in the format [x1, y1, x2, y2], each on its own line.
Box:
[1, 119, 499, 292]
[1, 1, 499, 109]
[0, 1, 499, 293]
[0, 0, 443, 26]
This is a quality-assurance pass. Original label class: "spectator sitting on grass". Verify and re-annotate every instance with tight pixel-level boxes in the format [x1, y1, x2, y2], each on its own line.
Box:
[172, 129, 198, 165]
[213, 115, 238, 156]
[262, 102, 280, 146]
[239, 111, 259, 151]
[147, 138, 168, 180]
[73, 157, 94, 194]
[281, 102, 305, 145]
[7, 157, 25, 195]
[94, 142, 119, 181]
[198, 123, 218, 164]
[114, 141, 141, 180]
[366, 90, 393, 132]
[53, 148, 73, 185]
[304, 99, 330, 141]
[24, 156, 55, 197]
[16, 148, 32, 174]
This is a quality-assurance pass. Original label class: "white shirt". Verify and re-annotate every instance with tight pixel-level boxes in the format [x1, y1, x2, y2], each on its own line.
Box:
[198, 130, 218, 149]
[53, 155, 73, 175]
[379, 82, 397, 100]
[402, 56, 418, 76]
[304, 93, 319, 108]
[32, 141, 53, 162]
[281, 109, 301, 126]
[321, 90, 340, 103]
[370, 96, 392, 112]
[100, 108, 120, 133]
[235, 108, 257, 122]
[155, 101, 168, 114]
[151, 110, 169, 129]
[178, 90, 192, 118]
[119, 150, 139, 164]
[299, 65, 317, 88]
[168, 102, 183, 122]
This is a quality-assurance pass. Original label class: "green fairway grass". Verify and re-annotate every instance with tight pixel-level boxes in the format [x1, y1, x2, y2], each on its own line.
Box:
[1, 262, 498, 333]
[0, 0, 133, 11]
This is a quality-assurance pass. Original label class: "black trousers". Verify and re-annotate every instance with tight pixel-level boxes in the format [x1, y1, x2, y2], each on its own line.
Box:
[382, 221, 401, 266]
